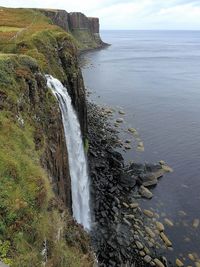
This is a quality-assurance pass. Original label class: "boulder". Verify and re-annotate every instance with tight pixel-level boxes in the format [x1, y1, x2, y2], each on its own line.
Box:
[156, 221, 165, 232]
[143, 209, 154, 218]
[154, 258, 165, 267]
[139, 165, 164, 186]
[138, 141, 144, 147]
[140, 251, 146, 257]
[128, 128, 137, 133]
[123, 218, 132, 227]
[136, 241, 144, 250]
[124, 144, 132, 150]
[144, 255, 152, 263]
[119, 173, 137, 188]
[124, 214, 135, 220]
[161, 164, 173, 173]
[122, 202, 129, 208]
[145, 226, 155, 238]
[145, 163, 163, 172]
[116, 118, 124, 123]
[138, 173, 158, 187]
[188, 254, 195, 261]
[130, 203, 139, 209]
[176, 259, 184, 267]
[137, 143, 144, 152]
[193, 219, 199, 228]
[139, 186, 153, 199]
[128, 162, 145, 174]
[160, 232, 172, 247]
[164, 218, 174, 227]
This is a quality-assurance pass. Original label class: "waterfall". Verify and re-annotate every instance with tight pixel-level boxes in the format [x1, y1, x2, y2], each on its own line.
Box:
[46, 75, 91, 230]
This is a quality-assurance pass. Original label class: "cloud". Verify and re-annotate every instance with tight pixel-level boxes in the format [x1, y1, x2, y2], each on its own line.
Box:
[0, 0, 200, 29]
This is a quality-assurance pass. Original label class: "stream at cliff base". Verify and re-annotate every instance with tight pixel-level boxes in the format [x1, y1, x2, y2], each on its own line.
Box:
[81, 31, 200, 264]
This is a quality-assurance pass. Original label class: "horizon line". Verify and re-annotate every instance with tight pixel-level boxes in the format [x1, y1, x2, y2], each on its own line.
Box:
[101, 29, 200, 31]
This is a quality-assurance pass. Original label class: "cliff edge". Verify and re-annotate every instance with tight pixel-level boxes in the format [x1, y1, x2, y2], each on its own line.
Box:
[0, 7, 94, 266]
[38, 9, 108, 51]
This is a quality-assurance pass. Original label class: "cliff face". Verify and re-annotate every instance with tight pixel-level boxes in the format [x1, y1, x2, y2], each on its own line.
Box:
[0, 54, 71, 208]
[35, 74, 72, 210]
[38, 9, 105, 50]
[0, 7, 93, 265]
[89, 17, 100, 34]
[0, 6, 88, 211]
[0, 54, 92, 265]
[39, 9, 70, 32]
[68, 12, 100, 34]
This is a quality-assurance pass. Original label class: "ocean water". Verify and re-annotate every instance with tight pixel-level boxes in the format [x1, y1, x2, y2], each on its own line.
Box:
[82, 30, 200, 264]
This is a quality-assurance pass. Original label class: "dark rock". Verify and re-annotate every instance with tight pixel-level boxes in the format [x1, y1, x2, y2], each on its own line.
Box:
[110, 186, 118, 193]
[88, 103, 149, 267]
[108, 154, 123, 168]
[129, 162, 145, 174]
[145, 163, 162, 172]
[120, 173, 137, 188]
[90, 150, 98, 157]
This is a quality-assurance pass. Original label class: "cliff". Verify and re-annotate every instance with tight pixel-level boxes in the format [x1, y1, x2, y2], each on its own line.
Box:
[38, 9, 106, 51]
[0, 7, 93, 266]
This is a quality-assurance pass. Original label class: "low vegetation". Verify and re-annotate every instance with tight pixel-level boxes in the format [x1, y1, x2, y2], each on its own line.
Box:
[0, 7, 93, 266]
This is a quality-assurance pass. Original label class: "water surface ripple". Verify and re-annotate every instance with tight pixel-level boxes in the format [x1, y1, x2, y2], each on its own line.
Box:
[82, 30, 200, 263]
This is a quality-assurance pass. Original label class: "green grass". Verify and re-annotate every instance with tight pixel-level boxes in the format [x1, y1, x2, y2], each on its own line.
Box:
[0, 111, 50, 265]
[0, 8, 79, 83]
[0, 26, 23, 32]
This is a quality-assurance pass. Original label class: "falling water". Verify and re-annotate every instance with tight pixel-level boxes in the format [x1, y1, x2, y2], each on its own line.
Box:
[46, 75, 91, 230]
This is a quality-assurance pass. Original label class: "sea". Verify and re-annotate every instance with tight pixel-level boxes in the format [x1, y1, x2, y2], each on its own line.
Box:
[81, 30, 200, 265]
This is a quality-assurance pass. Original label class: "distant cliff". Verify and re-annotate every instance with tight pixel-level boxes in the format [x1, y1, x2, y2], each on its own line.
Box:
[38, 9, 107, 51]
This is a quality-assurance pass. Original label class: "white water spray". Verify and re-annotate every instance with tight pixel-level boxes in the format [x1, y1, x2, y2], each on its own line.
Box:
[46, 75, 91, 230]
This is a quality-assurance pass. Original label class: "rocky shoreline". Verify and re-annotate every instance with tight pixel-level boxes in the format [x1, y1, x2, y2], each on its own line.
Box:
[87, 102, 175, 267]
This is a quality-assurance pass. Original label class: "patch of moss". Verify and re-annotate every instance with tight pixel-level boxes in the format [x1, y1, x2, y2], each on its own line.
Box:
[84, 138, 89, 154]
[0, 106, 51, 265]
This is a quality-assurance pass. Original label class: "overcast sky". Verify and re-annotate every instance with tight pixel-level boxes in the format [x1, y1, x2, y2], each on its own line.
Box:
[1, 0, 200, 30]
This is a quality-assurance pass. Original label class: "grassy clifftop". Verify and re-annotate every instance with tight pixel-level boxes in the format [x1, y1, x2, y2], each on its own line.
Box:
[0, 7, 92, 267]
[0, 8, 78, 80]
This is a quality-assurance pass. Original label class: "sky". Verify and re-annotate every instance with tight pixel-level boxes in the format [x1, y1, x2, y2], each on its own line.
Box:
[0, 0, 200, 30]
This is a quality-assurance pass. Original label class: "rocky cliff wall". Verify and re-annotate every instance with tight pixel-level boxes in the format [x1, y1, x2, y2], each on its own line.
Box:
[0, 7, 93, 265]
[68, 12, 90, 30]
[38, 9, 105, 50]
[68, 12, 99, 34]
[41, 9, 70, 31]
[0, 54, 72, 209]
[9, 19, 88, 201]
[88, 17, 99, 34]
[0, 5, 89, 219]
